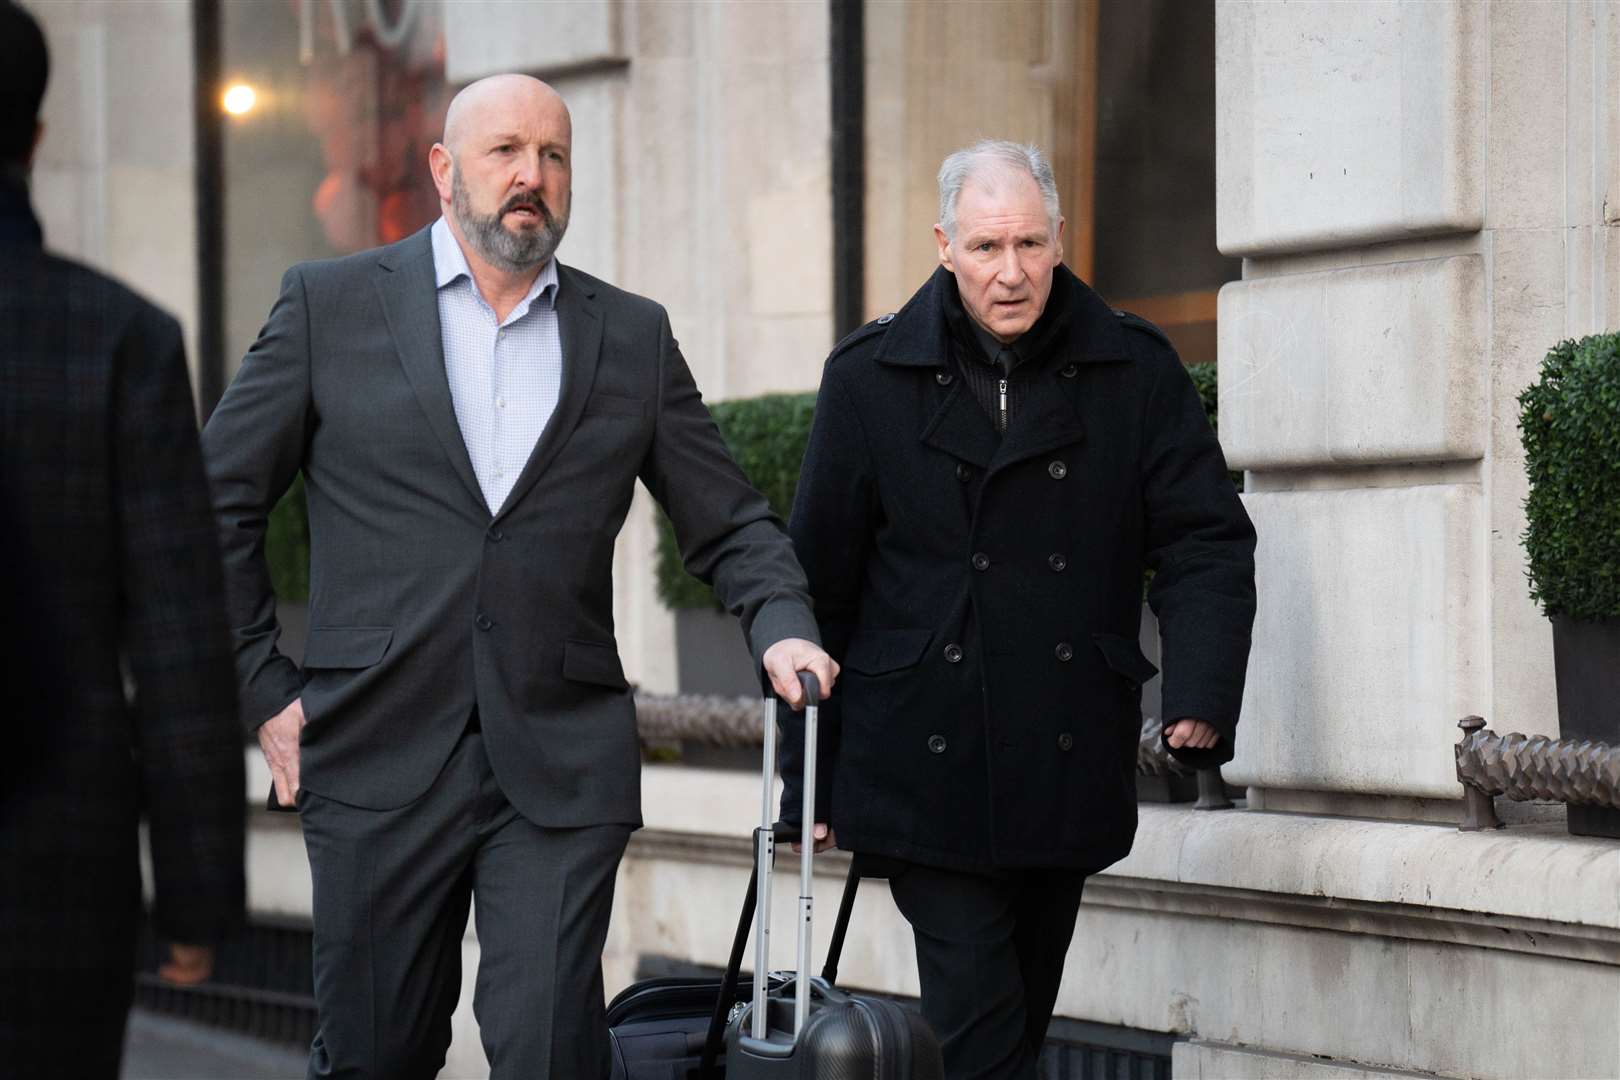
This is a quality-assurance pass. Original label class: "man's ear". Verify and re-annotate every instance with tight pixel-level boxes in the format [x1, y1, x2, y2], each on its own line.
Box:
[1054, 214, 1065, 264]
[933, 223, 955, 272]
[428, 143, 454, 205]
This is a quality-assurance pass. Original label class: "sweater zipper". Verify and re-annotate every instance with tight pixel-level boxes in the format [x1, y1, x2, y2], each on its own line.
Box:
[998, 378, 1008, 433]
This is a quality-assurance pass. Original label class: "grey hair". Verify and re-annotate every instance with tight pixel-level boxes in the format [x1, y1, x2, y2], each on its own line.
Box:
[937, 139, 1061, 241]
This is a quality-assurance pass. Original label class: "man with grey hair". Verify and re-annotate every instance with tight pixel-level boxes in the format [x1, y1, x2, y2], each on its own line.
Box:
[781, 139, 1256, 1078]
[203, 74, 836, 1078]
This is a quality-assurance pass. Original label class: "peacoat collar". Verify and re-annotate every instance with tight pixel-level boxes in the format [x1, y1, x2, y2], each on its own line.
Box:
[872, 263, 1130, 370]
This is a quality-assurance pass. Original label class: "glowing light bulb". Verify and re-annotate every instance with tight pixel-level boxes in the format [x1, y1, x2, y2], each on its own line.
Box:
[222, 84, 258, 116]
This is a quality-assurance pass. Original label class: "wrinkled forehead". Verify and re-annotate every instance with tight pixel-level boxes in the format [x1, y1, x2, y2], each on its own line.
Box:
[953, 169, 1052, 234]
[446, 79, 572, 153]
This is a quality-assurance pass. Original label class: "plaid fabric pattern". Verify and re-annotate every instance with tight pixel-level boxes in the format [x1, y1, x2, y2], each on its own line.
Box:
[431, 216, 562, 514]
[1, 207, 245, 1062]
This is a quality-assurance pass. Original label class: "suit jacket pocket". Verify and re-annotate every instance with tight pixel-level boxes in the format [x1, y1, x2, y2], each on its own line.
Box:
[843, 628, 933, 677]
[582, 392, 648, 418]
[302, 626, 394, 670]
[1091, 632, 1159, 688]
[563, 638, 629, 690]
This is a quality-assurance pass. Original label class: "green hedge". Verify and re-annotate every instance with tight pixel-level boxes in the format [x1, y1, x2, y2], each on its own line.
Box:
[655, 393, 817, 610]
[266, 474, 310, 603]
[1518, 333, 1620, 621]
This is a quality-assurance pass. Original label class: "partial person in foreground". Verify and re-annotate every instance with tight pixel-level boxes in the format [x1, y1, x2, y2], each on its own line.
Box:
[202, 73, 836, 1079]
[0, 4, 246, 1076]
[781, 139, 1256, 1079]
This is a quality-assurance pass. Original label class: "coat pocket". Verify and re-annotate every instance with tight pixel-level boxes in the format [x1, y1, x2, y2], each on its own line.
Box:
[843, 628, 933, 677]
[582, 392, 648, 418]
[1091, 632, 1159, 688]
[301, 626, 394, 670]
[563, 638, 629, 690]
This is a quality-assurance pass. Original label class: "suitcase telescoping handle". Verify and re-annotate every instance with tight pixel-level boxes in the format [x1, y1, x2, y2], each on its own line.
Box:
[752, 670, 822, 1043]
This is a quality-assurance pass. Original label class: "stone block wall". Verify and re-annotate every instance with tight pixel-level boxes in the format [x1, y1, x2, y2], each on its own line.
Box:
[1216, 0, 1620, 801]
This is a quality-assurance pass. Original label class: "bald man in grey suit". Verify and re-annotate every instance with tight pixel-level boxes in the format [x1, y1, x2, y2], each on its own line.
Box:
[203, 75, 837, 1079]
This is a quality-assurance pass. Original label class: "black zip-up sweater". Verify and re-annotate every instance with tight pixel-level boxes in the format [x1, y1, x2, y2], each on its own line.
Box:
[939, 271, 1075, 434]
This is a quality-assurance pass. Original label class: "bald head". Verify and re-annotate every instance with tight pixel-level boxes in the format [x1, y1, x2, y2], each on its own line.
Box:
[430, 73, 574, 276]
[442, 74, 569, 156]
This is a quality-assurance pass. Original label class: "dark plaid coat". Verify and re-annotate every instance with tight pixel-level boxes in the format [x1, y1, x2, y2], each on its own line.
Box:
[781, 266, 1256, 873]
[0, 179, 244, 1067]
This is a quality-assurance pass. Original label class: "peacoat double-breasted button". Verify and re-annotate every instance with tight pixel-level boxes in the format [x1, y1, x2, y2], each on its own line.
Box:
[971, 552, 990, 571]
[943, 643, 964, 664]
[1048, 460, 1068, 480]
[1059, 362, 1079, 378]
[927, 734, 948, 754]
[1057, 733, 1074, 751]
[1055, 642, 1074, 662]
[475, 614, 494, 631]
[955, 463, 972, 483]
[935, 371, 955, 387]
[1048, 553, 1067, 572]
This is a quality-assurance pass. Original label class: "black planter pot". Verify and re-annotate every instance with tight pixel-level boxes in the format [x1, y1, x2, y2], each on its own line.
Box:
[1551, 614, 1620, 838]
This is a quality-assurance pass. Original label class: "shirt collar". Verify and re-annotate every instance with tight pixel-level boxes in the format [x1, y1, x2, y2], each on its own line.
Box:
[430, 215, 559, 314]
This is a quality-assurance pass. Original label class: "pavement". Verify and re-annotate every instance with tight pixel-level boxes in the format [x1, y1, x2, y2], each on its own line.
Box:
[121, 1009, 308, 1080]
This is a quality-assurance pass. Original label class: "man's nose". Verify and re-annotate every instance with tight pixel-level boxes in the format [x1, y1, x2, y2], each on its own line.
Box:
[513, 148, 544, 190]
[995, 248, 1024, 286]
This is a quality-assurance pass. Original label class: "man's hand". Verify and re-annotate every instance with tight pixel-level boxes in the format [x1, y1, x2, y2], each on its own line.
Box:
[792, 823, 838, 855]
[158, 943, 215, 986]
[762, 638, 839, 709]
[258, 698, 306, 807]
[1164, 717, 1220, 751]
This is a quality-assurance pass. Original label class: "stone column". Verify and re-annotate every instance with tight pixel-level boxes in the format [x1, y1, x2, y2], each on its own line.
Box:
[1216, 0, 1617, 809]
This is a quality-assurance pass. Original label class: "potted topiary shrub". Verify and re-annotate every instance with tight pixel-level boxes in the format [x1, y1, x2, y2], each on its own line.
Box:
[1518, 332, 1620, 838]
[655, 392, 817, 697]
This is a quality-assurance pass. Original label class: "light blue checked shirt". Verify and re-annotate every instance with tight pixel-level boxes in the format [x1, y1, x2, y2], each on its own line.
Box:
[431, 215, 562, 515]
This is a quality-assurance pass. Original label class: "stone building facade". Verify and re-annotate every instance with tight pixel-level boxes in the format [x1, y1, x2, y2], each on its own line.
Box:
[24, 1, 1619, 1076]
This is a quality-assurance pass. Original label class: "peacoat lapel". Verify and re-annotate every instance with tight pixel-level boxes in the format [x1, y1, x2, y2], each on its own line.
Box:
[491, 262, 604, 524]
[374, 228, 487, 515]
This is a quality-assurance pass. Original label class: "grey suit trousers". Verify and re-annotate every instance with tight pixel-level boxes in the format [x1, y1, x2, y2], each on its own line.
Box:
[298, 726, 630, 1079]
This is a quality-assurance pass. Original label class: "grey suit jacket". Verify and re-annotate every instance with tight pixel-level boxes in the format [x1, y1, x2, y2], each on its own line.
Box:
[202, 226, 818, 827]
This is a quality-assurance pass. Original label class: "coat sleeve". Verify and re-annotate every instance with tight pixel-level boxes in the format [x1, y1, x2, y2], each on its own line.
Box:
[636, 309, 820, 667]
[116, 303, 245, 945]
[200, 267, 314, 732]
[778, 364, 875, 826]
[1139, 345, 1257, 769]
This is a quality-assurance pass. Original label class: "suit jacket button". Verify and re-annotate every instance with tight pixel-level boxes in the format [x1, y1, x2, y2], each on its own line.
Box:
[955, 463, 972, 483]
[971, 552, 990, 571]
[486, 526, 505, 542]
[927, 734, 948, 754]
[1055, 642, 1074, 662]
[475, 614, 493, 631]
[1048, 553, 1067, 572]
[943, 643, 964, 663]
[1057, 733, 1074, 751]
[936, 371, 955, 386]
[1048, 460, 1068, 480]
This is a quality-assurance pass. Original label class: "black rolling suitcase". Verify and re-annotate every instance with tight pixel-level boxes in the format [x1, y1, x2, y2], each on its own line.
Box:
[606, 673, 942, 1080]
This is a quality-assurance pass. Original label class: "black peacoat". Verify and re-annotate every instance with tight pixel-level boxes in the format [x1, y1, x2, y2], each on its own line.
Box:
[780, 265, 1256, 873]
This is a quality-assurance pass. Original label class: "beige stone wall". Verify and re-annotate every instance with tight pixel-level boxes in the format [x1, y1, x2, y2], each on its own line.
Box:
[1217, 0, 1620, 800]
[25, 0, 200, 394]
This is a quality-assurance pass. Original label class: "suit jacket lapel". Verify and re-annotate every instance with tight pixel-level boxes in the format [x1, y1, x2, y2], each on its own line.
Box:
[375, 230, 487, 515]
[493, 264, 603, 524]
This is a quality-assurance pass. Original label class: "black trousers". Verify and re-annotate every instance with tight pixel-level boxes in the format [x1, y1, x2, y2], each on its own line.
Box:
[297, 727, 631, 1080]
[887, 861, 1088, 1080]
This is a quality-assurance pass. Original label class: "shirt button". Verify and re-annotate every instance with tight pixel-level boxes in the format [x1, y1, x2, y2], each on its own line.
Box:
[493, 469, 504, 479]
[1048, 460, 1068, 480]
[927, 735, 948, 754]
[475, 614, 493, 631]
[955, 463, 972, 483]
[1057, 733, 1074, 751]
[496, 396, 506, 409]
[935, 371, 954, 386]
[943, 643, 964, 664]
[971, 552, 990, 571]
[1048, 553, 1067, 572]
[497, 330, 507, 341]
[1055, 642, 1074, 662]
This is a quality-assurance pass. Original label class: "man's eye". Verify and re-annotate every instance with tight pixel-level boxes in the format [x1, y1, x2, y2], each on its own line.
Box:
[494, 145, 514, 154]
[976, 242, 994, 253]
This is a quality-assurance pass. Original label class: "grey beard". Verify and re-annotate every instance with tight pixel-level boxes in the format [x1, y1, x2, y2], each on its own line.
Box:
[451, 168, 568, 273]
